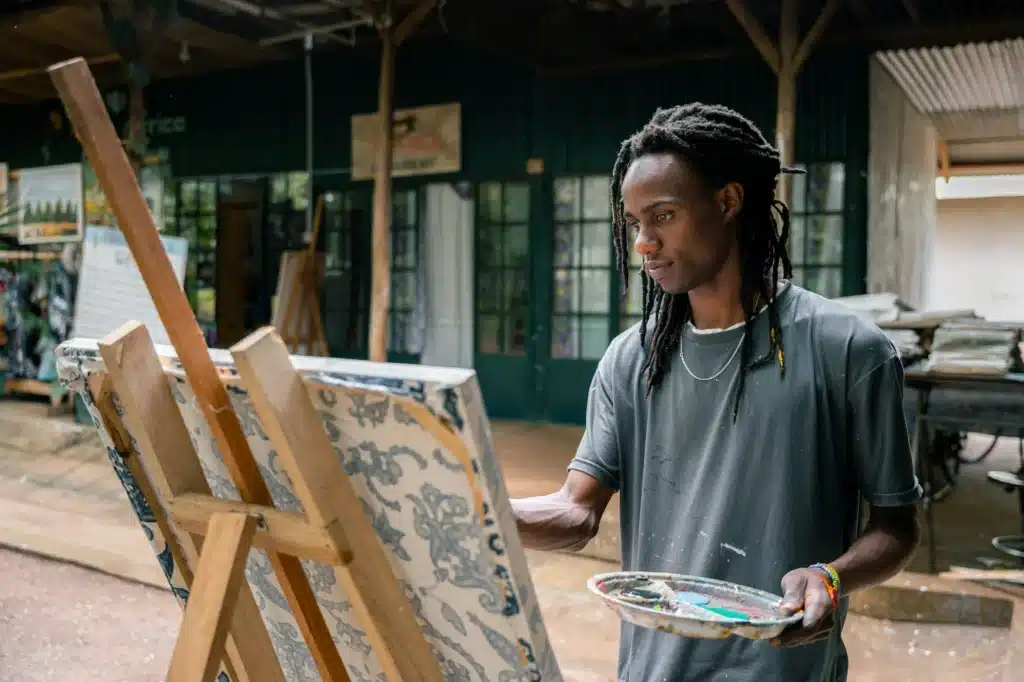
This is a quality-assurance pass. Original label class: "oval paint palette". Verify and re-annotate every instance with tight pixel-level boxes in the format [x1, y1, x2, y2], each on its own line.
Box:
[586, 571, 802, 641]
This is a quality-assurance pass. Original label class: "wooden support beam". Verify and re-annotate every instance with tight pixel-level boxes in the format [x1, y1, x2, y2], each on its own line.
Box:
[791, 0, 843, 73]
[938, 140, 951, 182]
[900, 0, 921, 24]
[725, 0, 841, 206]
[943, 162, 1024, 177]
[231, 327, 444, 682]
[368, 24, 396, 363]
[393, 0, 436, 46]
[723, 0, 779, 74]
[774, 0, 799, 204]
[47, 58, 350, 682]
[846, 0, 870, 21]
[166, 512, 258, 682]
[168, 492, 344, 565]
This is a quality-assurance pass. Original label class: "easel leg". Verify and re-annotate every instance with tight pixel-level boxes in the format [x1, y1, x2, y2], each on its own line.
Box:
[166, 513, 259, 682]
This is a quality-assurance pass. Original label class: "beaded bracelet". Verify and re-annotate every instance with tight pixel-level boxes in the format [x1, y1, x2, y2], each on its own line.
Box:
[811, 562, 841, 609]
[815, 575, 839, 610]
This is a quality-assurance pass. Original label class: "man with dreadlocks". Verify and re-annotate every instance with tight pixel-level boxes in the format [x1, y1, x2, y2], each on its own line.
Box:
[511, 103, 921, 682]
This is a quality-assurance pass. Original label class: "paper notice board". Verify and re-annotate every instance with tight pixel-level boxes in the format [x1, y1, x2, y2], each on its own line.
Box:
[72, 226, 189, 346]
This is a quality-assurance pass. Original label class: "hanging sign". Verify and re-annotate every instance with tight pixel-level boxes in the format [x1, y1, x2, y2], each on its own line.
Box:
[17, 163, 84, 245]
[351, 102, 461, 181]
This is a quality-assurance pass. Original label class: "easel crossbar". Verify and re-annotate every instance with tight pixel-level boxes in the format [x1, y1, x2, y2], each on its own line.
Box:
[167, 492, 350, 565]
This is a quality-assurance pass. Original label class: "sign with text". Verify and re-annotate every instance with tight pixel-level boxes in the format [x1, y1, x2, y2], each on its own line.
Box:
[71, 226, 188, 345]
[351, 102, 461, 180]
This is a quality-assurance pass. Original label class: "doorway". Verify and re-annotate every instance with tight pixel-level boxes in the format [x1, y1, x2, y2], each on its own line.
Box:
[216, 181, 262, 347]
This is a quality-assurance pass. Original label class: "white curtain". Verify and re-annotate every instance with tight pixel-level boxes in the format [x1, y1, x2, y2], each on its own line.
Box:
[420, 183, 474, 368]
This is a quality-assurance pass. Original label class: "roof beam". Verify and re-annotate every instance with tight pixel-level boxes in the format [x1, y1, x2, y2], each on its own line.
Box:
[723, 0, 844, 75]
[0, 0, 66, 24]
[900, 0, 921, 24]
[393, 0, 436, 46]
[791, 0, 842, 73]
[831, 18, 1024, 50]
[845, 0, 870, 21]
[723, 0, 779, 74]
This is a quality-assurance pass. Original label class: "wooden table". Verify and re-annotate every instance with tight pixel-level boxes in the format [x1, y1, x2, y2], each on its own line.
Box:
[903, 369, 1024, 573]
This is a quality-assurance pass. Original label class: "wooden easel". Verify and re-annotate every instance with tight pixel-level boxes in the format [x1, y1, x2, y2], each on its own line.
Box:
[272, 195, 328, 356]
[49, 57, 445, 682]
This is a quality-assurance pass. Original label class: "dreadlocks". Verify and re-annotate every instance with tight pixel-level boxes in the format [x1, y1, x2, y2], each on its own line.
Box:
[610, 102, 795, 421]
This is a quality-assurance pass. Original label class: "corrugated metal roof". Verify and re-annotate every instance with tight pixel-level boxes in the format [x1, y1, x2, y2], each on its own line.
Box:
[875, 39, 1024, 114]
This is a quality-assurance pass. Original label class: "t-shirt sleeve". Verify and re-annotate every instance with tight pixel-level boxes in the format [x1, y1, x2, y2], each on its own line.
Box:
[847, 351, 923, 507]
[567, 355, 621, 492]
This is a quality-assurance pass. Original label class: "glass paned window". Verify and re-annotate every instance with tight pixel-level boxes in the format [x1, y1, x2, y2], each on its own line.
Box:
[620, 247, 645, 333]
[388, 188, 422, 355]
[166, 178, 219, 326]
[552, 175, 613, 360]
[476, 181, 530, 356]
[321, 190, 369, 356]
[789, 162, 844, 298]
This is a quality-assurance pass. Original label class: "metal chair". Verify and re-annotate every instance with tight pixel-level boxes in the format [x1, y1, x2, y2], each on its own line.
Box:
[986, 437, 1024, 565]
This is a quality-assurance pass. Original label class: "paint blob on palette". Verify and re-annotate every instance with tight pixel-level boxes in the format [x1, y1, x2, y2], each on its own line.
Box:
[587, 571, 802, 641]
[614, 578, 778, 622]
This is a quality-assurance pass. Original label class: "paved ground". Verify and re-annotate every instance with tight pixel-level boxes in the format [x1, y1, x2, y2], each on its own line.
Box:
[0, 548, 179, 682]
[0, 401, 1021, 681]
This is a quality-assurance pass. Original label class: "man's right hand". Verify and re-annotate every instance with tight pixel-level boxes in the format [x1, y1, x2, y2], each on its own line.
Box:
[510, 470, 614, 552]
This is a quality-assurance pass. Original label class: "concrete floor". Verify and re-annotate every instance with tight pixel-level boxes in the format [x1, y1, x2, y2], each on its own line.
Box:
[0, 401, 1021, 681]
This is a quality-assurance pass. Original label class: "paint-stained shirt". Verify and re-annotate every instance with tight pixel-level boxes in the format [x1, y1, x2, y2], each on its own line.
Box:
[568, 281, 922, 682]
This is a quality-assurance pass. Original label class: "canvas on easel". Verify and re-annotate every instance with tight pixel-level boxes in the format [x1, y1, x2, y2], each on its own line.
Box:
[48, 56, 562, 682]
[271, 250, 326, 357]
[271, 195, 328, 357]
[58, 330, 564, 682]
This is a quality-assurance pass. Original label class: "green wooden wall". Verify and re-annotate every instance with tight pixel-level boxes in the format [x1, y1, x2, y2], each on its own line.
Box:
[0, 39, 871, 424]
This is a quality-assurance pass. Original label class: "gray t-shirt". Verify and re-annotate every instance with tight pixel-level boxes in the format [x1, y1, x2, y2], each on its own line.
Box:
[569, 282, 922, 682]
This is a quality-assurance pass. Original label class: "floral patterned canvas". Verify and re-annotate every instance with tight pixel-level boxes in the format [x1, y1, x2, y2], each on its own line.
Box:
[56, 338, 563, 682]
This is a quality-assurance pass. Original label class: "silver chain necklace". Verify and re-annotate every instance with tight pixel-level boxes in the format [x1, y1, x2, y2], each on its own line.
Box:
[678, 331, 745, 382]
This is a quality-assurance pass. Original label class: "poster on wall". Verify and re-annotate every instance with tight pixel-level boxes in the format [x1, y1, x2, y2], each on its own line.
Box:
[84, 160, 167, 232]
[17, 163, 84, 245]
[0, 163, 10, 239]
[351, 102, 461, 181]
[71, 225, 188, 346]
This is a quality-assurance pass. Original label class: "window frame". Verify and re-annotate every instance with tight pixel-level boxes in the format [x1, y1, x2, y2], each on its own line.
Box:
[475, 180, 532, 357]
[788, 161, 846, 298]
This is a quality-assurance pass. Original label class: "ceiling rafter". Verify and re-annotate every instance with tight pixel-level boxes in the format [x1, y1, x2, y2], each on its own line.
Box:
[0, 0, 1021, 102]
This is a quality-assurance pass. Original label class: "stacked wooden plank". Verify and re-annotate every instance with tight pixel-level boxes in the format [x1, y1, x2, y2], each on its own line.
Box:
[924, 322, 1023, 376]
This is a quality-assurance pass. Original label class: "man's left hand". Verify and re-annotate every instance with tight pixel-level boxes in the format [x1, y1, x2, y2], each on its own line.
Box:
[769, 568, 836, 648]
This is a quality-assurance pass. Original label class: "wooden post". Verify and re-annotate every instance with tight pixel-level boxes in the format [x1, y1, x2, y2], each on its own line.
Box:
[367, 0, 436, 362]
[725, 0, 842, 206]
[369, 20, 396, 363]
[774, 0, 799, 206]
